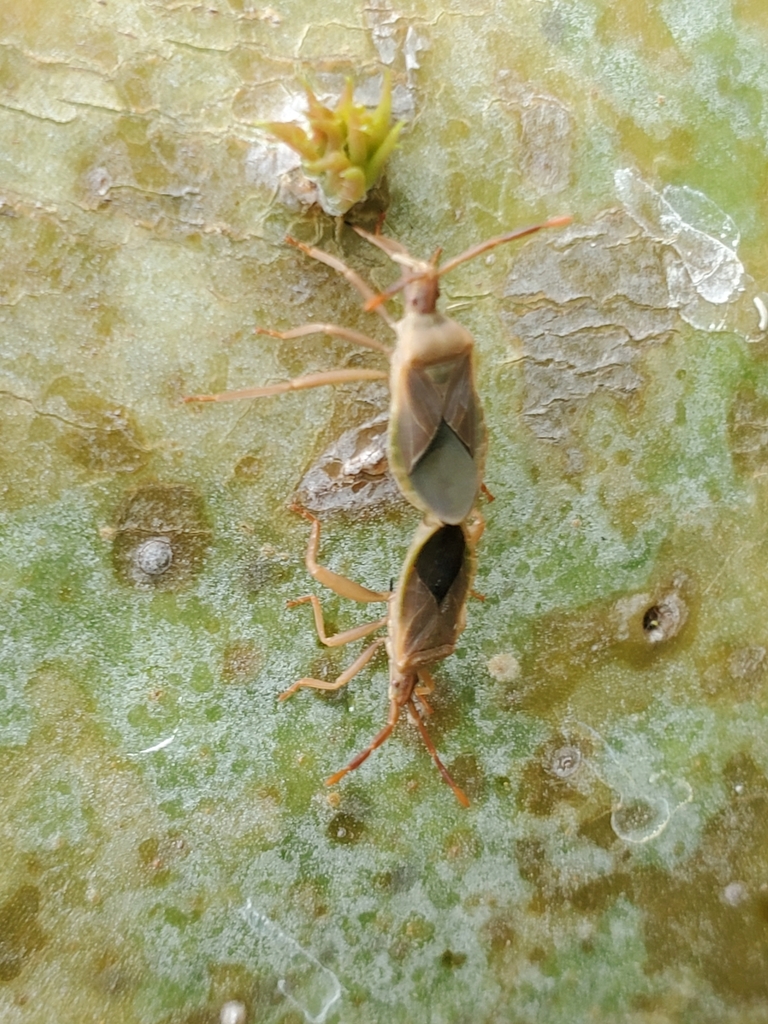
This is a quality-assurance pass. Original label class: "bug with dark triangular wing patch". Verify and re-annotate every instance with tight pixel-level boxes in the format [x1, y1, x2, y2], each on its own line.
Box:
[184, 217, 570, 524]
[280, 506, 484, 806]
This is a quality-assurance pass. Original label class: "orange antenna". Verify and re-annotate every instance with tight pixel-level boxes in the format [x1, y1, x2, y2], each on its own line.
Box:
[363, 272, 419, 311]
[436, 215, 572, 278]
[409, 698, 469, 807]
[361, 215, 571, 311]
[326, 699, 400, 786]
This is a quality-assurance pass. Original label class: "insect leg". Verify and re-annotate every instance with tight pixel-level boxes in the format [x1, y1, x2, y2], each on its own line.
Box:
[278, 637, 385, 701]
[288, 595, 387, 647]
[256, 323, 392, 356]
[466, 509, 486, 545]
[183, 368, 387, 404]
[326, 697, 401, 786]
[291, 505, 390, 603]
[285, 236, 395, 328]
[414, 667, 436, 714]
[408, 697, 470, 808]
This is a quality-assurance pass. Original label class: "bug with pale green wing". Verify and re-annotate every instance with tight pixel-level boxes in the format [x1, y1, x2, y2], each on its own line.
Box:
[185, 217, 570, 524]
[281, 506, 484, 806]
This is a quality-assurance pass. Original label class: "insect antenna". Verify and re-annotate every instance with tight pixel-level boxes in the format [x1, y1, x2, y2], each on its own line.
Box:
[361, 269, 423, 311]
[326, 698, 401, 786]
[436, 215, 571, 277]
[360, 215, 571, 312]
[408, 697, 470, 808]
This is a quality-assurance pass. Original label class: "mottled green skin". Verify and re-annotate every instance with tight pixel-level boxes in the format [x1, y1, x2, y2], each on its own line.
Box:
[2, 1, 768, 1022]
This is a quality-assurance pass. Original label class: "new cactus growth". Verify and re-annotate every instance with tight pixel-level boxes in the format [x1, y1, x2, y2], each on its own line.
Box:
[262, 74, 404, 215]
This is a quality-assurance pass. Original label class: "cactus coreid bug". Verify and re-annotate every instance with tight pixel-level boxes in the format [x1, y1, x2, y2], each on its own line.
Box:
[281, 506, 484, 806]
[185, 217, 570, 524]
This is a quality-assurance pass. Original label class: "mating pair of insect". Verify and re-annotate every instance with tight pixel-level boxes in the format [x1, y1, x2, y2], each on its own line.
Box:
[187, 215, 569, 805]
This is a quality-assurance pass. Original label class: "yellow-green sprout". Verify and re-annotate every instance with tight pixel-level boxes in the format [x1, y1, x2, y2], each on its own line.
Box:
[262, 73, 404, 216]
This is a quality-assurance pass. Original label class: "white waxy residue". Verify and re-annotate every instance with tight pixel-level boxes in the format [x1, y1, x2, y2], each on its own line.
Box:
[615, 167, 744, 331]
[220, 1000, 247, 1024]
[574, 720, 693, 844]
[754, 292, 768, 332]
[135, 729, 178, 755]
[245, 138, 302, 190]
[240, 900, 342, 1024]
[365, 0, 399, 65]
[404, 25, 427, 72]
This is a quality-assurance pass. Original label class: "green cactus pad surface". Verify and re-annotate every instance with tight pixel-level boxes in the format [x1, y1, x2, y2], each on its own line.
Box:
[2, 2, 768, 1023]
